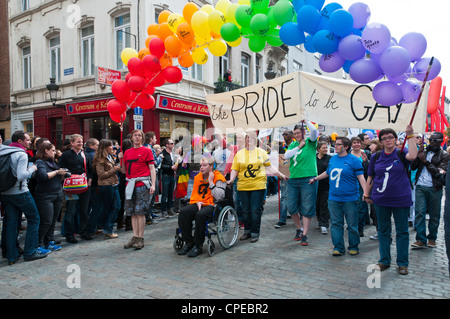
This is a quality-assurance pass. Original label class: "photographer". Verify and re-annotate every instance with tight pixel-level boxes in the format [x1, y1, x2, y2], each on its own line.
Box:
[34, 143, 67, 251]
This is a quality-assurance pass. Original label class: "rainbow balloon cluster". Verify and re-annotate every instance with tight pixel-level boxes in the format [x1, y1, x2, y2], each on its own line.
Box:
[109, 0, 442, 120]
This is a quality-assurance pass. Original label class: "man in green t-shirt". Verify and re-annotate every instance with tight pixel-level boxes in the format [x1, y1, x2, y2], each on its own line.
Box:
[284, 120, 319, 246]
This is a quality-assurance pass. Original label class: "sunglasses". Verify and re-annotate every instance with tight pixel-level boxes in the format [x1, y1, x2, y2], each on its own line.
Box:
[429, 138, 443, 143]
[380, 136, 395, 142]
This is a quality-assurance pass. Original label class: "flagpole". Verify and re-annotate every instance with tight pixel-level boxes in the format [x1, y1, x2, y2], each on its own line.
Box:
[401, 57, 434, 152]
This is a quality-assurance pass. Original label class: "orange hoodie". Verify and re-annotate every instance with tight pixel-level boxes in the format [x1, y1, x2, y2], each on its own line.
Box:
[189, 170, 226, 206]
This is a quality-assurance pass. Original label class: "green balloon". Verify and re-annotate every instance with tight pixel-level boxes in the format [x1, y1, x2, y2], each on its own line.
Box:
[220, 23, 241, 43]
[235, 5, 253, 29]
[248, 36, 267, 52]
[250, 0, 270, 14]
[273, 0, 295, 26]
[250, 13, 270, 36]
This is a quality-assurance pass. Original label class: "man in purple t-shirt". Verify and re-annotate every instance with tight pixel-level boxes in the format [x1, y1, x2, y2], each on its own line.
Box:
[364, 126, 418, 276]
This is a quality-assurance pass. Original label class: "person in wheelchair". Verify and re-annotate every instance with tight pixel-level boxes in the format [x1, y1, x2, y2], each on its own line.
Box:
[177, 156, 227, 257]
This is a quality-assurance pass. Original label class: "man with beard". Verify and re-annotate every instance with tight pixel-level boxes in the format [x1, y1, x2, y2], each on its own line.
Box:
[410, 132, 450, 249]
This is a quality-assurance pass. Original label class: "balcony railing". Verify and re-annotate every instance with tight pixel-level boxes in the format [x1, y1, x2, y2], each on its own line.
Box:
[214, 81, 243, 94]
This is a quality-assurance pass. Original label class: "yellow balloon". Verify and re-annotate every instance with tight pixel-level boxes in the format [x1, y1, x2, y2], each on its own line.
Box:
[215, 0, 232, 15]
[201, 4, 214, 14]
[191, 10, 210, 38]
[196, 35, 212, 47]
[208, 10, 226, 35]
[121, 48, 138, 66]
[208, 40, 228, 57]
[227, 36, 243, 47]
[167, 13, 185, 33]
[225, 3, 239, 25]
[192, 47, 209, 65]
[238, 0, 251, 5]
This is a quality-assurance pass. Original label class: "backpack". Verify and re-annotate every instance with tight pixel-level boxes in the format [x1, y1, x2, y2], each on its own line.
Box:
[0, 146, 25, 193]
[371, 149, 413, 189]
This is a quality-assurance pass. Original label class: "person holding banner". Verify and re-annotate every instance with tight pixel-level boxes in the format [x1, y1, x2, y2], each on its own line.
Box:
[363, 125, 418, 275]
[228, 131, 287, 243]
[310, 137, 366, 256]
[284, 121, 319, 246]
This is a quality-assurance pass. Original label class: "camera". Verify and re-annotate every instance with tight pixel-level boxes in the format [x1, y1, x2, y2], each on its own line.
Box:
[61, 168, 71, 178]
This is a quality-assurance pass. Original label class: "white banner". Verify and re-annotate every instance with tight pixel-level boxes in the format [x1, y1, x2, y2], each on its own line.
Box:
[206, 71, 428, 133]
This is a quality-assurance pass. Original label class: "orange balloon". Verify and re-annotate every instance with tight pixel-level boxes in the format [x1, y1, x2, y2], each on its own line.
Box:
[145, 35, 158, 49]
[160, 53, 173, 69]
[158, 10, 171, 24]
[165, 35, 182, 57]
[157, 22, 174, 41]
[138, 47, 150, 59]
[147, 24, 159, 36]
[211, 31, 221, 40]
[183, 2, 199, 24]
[178, 50, 194, 68]
[177, 23, 195, 45]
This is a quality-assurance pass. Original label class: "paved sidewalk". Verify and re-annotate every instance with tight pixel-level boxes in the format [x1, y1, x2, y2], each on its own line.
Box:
[1, 195, 449, 300]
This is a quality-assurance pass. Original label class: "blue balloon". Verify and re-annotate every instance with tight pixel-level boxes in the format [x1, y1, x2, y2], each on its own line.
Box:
[292, 0, 306, 12]
[280, 22, 306, 46]
[304, 35, 317, 53]
[305, 0, 325, 11]
[297, 5, 321, 35]
[329, 9, 353, 37]
[312, 30, 339, 54]
[318, 2, 343, 31]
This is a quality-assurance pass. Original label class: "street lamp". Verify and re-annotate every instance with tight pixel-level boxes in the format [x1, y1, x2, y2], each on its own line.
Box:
[46, 78, 60, 107]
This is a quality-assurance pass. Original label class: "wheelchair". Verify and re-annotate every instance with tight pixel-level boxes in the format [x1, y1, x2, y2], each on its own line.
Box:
[173, 186, 239, 257]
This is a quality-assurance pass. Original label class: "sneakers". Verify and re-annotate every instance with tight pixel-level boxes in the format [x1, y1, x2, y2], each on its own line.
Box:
[320, 226, 328, 234]
[187, 246, 202, 257]
[397, 266, 409, 275]
[370, 234, 378, 240]
[250, 236, 259, 243]
[376, 263, 390, 271]
[300, 235, 308, 246]
[240, 233, 251, 241]
[427, 240, 437, 248]
[411, 241, 427, 249]
[294, 229, 303, 241]
[104, 233, 119, 240]
[45, 241, 62, 251]
[274, 222, 286, 228]
[177, 243, 194, 255]
[348, 249, 359, 256]
[24, 247, 50, 262]
[333, 250, 344, 256]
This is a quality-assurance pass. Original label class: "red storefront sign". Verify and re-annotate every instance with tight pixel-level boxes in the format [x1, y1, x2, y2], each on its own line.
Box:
[96, 67, 121, 86]
[66, 98, 112, 115]
[156, 95, 210, 117]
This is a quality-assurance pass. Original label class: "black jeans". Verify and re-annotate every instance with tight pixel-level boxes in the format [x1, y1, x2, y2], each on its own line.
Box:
[178, 204, 215, 247]
[34, 192, 63, 246]
[64, 190, 91, 238]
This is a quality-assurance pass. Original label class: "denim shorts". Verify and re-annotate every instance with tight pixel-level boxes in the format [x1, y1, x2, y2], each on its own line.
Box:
[287, 177, 317, 218]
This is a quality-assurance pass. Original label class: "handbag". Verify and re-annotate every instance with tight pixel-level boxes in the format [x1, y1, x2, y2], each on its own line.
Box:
[63, 152, 88, 195]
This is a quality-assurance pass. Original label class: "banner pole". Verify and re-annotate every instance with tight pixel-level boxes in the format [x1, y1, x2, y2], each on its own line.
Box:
[401, 57, 434, 152]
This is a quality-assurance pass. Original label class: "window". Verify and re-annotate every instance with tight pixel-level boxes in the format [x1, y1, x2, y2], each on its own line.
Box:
[293, 61, 303, 72]
[115, 13, 131, 70]
[220, 49, 229, 80]
[191, 64, 203, 81]
[81, 25, 95, 76]
[22, 46, 31, 89]
[51, 118, 63, 150]
[21, 0, 29, 11]
[255, 55, 261, 83]
[49, 36, 61, 82]
[241, 54, 249, 87]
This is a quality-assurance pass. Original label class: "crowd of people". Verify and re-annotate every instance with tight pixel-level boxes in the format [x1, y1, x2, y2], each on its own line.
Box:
[0, 123, 449, 277]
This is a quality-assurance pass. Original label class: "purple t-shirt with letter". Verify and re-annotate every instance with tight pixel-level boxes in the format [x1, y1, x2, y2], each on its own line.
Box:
[368, 149, 412, 207]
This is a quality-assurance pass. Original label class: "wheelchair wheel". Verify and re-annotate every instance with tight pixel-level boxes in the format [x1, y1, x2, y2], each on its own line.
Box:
[207, 239, 215, 257]
[217, 206, 239, 249]
[173, 236, 184, 252]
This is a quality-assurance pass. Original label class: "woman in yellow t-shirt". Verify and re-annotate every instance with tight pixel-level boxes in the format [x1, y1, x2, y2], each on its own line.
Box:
[228, 131, 287, 243]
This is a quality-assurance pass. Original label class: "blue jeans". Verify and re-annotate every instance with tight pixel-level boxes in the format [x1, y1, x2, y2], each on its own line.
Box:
[161, 174, 175, 211]
[239, 189, 265, 238]
[99, 185, 121, 234]
[287, 177, 317, 218]
[414, 185, 443, 244]
[444, 194, 450, 276]
[279, 179, 288, 223]
[1, 192, 40, 262]
[328, 200, 359, 253]
[86, 186, 104, 234]
[233, 179, 243, 222]
[375, 205, 410, 267]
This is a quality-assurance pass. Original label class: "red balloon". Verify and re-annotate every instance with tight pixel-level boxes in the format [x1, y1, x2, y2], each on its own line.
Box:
[127, 76, 147, 92]
[110, 111, 127, 123]
[149, 38, 165, 58]
[136, 94, 156, 110]
[111, 80, 130, 102]
[128, 91, 138, 107]
[125, 72, 132, 82]
[107, 99, 127, 115]
[127, 57, 145, 77]
[149, 72, 166, 87]
[162, 66, 183, 83]
[143, 85, 155, 95]
[143, 54, 161, 73]
[427, 76, 442, 114]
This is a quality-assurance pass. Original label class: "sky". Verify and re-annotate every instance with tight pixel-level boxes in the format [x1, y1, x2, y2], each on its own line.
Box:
[334, 0, 449, 90]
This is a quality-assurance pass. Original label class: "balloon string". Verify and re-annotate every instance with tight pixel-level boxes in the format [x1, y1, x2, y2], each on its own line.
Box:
[127, 70, 161, 109]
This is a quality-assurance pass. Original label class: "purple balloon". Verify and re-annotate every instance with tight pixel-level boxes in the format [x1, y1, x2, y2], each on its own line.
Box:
[348, 2, 371, 29]
[399, 32, 427, 62]
[366, 131, 374, 139]
[338, 34, 366, 61]
[380, 46, 411, 76]
[400, 79, 421, 104]
[361, 23, 391, 54]
[414, 57, 441, 81]
[373, 81, 403, 106]
[319, 51, 346, 73]
[349, 58, 383, 84]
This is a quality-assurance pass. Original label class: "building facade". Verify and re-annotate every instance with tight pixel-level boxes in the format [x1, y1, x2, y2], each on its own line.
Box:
[8, 0, 348, 147]
[0, 0, 11, 141]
